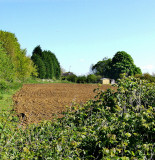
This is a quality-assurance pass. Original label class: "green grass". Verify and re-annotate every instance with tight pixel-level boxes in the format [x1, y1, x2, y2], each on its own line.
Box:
[0, 92, 14, 111]
[0, 82, 22, 112]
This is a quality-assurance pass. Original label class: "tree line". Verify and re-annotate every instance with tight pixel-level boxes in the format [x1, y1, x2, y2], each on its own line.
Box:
[1, 30, 154, 85]
[62, 51, 143, 83]
[62, 51, 155, 83]
[0, 30, 61, 84]
[0, 30, 37, 82]
[91, 51, 142, 80]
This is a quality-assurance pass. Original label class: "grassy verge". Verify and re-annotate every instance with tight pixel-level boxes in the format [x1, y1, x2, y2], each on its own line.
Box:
[0, 82, 23, 112]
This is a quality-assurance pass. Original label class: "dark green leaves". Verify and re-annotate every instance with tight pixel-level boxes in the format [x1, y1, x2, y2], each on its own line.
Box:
[31, 46, 61, 79]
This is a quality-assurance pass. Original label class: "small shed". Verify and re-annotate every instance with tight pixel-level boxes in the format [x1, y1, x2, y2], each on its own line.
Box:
[100, 78, 115, 85]
[110, 79, 115, 84]
[100, 78, 110, 84]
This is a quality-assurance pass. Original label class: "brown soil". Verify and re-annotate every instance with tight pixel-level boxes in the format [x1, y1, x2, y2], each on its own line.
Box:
[13, 83, 115, 124]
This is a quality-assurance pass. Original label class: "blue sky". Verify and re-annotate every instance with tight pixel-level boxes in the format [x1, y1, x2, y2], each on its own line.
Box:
[0, 0, 155, 75]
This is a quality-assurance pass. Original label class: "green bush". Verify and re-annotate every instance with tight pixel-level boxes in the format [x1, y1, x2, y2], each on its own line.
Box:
[86, 74, 97, 83]
[77, 75, 87, 83]
[86, 74, 101, 83]
[0, 76, 154, 159]
[135, 73, 155, 83]
[62, 74, 77, 83]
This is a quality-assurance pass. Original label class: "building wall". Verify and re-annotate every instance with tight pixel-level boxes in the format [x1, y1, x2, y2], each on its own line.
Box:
[101, 79, 110, 84]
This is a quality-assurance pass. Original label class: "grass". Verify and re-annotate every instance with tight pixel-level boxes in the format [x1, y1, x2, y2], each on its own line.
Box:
[0, 82, 22, 113]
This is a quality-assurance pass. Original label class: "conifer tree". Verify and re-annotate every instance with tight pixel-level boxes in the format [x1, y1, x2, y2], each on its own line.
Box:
[31, 54, 46, 79]
[31, 46, 61, 79]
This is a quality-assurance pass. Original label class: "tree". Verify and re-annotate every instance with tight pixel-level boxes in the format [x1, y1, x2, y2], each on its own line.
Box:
[0, 30, 37, 81]
[111, 51, 142, 79]
[31, 46, 61, 79]
[77, 76, 87, 83]
[0, 42, 15, 81]
[42, 51, 53, 79]
[31, 54, 46, 79]
[0, 30, 21, 57]
[92, 51, 142, 80]
[61, 72, 77, 82]
[32, 45, 43, 57]
[16, 49, 38, 81]
[92, 57, 112, 78]
[86, 74, 98, 83]
[49, 52, 61, 79]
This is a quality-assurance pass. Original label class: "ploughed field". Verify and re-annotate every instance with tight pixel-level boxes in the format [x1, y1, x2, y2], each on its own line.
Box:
[13, 83, 115, 124]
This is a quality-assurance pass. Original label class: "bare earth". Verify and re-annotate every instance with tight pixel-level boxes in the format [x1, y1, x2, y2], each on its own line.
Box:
[13, 83, 115, 124]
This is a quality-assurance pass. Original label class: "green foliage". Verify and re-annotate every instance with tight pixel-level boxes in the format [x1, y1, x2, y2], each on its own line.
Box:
[135, 73, 155, 83]
[62, 74, 101, 84]
[16, 49, 38, 81]
[0, 42, 15, 82]
[111, 51, 142, 79]
[31, 54, 46, 79]
[31, 46, 61, 79]
[0, 30, 21, 57]
[77, 75, 87, 83]
[92, 57, 112, 78]
[0, 76, 154, 159]
[62, 73, 78, 83]
[32, 45, 43, 57]
[0, 30, 37, 81]
[87, 74, 100, 83]
[92, 51, 142, 80]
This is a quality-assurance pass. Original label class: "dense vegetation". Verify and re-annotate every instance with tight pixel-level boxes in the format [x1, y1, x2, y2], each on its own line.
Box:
[0, 30, 154, 159]
[0, 76, 154, 159]
[62, 72, 102, 84]
[31, 46, 61, 79]
[135, 73, 155, 83]
[92, 51, 142, 80]
[0, 30, 37, 82]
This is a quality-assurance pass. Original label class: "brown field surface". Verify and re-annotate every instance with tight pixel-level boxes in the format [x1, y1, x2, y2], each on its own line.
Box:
[13, 83, 115, 124]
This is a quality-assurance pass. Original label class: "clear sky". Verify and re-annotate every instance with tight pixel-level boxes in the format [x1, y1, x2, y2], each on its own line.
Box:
[0, 0, 155, 75]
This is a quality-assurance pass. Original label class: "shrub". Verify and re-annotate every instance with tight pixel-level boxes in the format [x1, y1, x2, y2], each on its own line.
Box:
[0, 76, 154, 159]
[77, 75, 87, 83]
[86, 74, 98, 83]
[135, 73, 155, 83]
[62, 74, 77, 83]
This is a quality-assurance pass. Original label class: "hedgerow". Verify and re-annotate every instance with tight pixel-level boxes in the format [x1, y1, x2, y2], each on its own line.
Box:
[0, 75, 154, 159]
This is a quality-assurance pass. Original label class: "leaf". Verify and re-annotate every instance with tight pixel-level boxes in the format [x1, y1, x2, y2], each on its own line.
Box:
[23, 147, 29, 153]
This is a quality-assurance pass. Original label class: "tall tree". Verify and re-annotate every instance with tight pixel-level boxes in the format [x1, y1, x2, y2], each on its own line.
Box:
[92, 57, 112, 78]
[31, 47, 61, 79]
[31, 54, 46, 79]
[0, 30, 21, 57]
[0, 30, 37, 81]
[42, 50, 54, 79]
[0, 42, 15, 81]
[111, 51, 142, 79]
[32, 45, 43, 57]
[16, 49, 38, 81]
